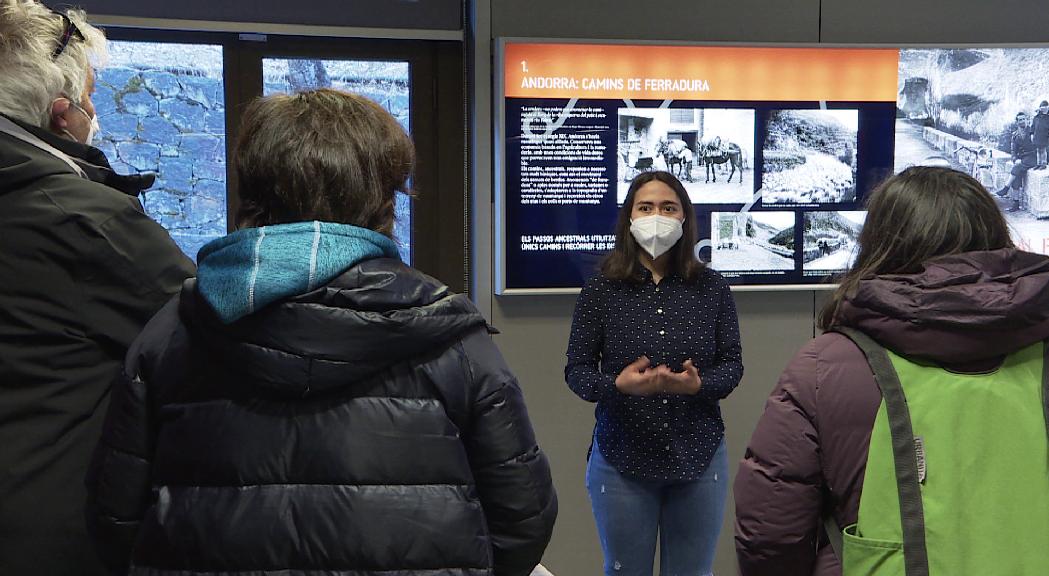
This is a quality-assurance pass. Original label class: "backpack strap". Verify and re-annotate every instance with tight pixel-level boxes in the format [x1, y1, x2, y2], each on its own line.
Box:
[833, 327, 931, 576]
[1043, 341, 1049, 448]
[823, 513, 843, 562]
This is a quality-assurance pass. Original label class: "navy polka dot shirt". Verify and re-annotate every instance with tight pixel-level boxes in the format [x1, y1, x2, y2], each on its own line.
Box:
[565, 266, 743, 481]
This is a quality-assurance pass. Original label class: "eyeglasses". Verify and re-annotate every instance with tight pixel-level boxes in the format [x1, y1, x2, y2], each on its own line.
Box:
[50, 9, 85, 61]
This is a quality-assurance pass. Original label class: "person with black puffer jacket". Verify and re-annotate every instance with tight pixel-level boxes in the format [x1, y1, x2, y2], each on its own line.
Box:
[85, 88, 557, 576]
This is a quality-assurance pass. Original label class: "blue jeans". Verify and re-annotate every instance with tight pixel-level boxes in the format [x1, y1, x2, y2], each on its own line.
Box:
[586, 439, 728, 576]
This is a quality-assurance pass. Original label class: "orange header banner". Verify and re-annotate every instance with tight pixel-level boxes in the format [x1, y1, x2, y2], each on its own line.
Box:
[503, 43, 900, 102]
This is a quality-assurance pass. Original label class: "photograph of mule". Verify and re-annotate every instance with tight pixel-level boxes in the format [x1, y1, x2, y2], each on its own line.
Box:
[617, 108, 756, 204]
[699, 136, 744, 184]
[657, 137, 694, 181]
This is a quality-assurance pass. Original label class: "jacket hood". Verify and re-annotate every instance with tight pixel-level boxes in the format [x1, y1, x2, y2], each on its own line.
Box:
[196, 221, 400, 323]
[0, 113, 153, 196]
[183, 241, 488, 397]
[837, 248, 1049, 364]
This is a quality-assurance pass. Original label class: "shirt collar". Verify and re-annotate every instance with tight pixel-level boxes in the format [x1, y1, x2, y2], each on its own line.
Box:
[638, 265, 681, 285]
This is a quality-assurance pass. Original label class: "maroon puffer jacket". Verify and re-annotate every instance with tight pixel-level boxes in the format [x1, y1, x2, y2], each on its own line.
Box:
[733, 248, 1049, 576]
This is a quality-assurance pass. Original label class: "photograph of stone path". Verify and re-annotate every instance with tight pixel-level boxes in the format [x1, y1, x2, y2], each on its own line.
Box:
[802, 211, 865, 272]
[710, 211, 796, 272]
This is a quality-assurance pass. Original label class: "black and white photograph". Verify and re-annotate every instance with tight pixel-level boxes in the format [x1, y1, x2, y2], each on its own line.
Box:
[895, 48, 1049, 256]
[802, 211, 865, 273]
[710, 211, 796, 272]
[617, 108, 755, 204]
[762, 109, 859, 204]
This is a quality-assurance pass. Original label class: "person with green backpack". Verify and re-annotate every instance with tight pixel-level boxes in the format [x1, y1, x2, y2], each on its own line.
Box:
[734, 165, 1049, 576]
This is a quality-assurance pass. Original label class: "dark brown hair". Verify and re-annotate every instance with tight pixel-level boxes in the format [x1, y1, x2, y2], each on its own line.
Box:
[818, 166, 1013, 329]
[601, 170, 702, 282]
[232, 88, 414, 235]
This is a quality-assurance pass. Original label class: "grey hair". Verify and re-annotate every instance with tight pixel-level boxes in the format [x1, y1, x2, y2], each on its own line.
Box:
[0, 0, 108, 127]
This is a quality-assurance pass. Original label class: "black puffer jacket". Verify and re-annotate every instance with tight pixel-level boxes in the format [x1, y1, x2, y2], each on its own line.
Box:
[86, 258, 557, 575]
[0, 114, 194, 576]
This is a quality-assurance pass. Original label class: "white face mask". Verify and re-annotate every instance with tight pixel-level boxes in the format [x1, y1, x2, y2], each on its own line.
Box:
[64, 99, 99, 146]
[85, 112, 100, 147]
[630, 215, 683, 259]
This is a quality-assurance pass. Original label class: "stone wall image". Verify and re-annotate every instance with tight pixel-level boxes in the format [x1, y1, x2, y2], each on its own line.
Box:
[262, 59, 410, 129]
[95, 41, 227, 261]
[920, 126, 1049, 217]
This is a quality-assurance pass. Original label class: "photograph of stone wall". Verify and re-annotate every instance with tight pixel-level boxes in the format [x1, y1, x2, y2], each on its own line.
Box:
[264, 58, 413, 263]
[762, 109, 858, 205]
[95, 41, 226, 261]
[895, 48, 1049, 256]
[896, 48, 1049, 155]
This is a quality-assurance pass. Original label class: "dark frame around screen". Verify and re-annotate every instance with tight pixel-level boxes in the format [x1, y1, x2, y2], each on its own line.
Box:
[102, 27, 467, 294]
[494, 38, 1049, 295]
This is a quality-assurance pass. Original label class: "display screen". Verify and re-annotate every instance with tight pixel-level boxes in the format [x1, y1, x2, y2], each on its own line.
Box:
[495, 41, 1049, 293]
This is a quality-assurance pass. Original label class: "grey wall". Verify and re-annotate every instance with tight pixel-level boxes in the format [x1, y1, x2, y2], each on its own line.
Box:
[56, 0, 461, 31]
[473, 1, 1049, 575]
[820, 0, 1049, 44]
[492, 0, 818, 43]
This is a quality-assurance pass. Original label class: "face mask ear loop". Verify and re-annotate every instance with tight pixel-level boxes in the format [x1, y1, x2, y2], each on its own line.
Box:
[56, 97, 96, 146]
[67, 99, 93, 122]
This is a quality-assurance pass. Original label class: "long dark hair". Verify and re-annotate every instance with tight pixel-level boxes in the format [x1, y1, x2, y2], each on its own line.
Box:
[818, 166, 1013, 329]
[601, 170, 702, 282]
[232, 89, 415, 235]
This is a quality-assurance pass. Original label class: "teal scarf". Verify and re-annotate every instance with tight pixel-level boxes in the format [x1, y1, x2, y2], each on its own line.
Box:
[196, 221, 400, 324]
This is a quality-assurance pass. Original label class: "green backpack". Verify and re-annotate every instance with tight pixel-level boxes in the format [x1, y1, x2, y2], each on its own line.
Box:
[826, 327, 1049, 575]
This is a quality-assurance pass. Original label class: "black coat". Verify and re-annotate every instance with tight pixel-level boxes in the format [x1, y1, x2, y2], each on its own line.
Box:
[0, 115, 195, 575]
[1011, 129, 1038, 166]
[86, 259, 557, 576]
[1032, 112, 1049, 147]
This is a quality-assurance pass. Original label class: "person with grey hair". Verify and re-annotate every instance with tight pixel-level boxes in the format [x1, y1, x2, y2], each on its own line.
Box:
[0, 1, 194, 574]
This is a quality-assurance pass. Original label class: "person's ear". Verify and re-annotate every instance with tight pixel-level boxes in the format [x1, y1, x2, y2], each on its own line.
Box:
[49, 98, 72, 132]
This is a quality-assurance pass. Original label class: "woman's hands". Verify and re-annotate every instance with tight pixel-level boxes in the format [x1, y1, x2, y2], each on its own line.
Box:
[614, 356, 702, 396]
[614, 356, 661, 396]
[664, 359, 702, 395]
